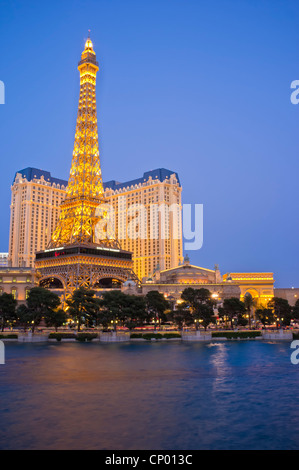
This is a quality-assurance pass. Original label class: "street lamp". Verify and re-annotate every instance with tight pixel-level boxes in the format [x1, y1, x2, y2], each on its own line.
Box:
[110, 319, 118, 332]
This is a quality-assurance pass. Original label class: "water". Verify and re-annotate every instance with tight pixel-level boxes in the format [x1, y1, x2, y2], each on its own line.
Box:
[0, 340, 298, 450]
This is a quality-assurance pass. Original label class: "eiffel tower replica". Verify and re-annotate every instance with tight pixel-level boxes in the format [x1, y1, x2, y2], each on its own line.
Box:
[35, 35, 137, 301]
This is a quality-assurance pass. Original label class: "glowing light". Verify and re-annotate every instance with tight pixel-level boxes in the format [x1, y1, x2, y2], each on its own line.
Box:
[85, 39, 93, 50]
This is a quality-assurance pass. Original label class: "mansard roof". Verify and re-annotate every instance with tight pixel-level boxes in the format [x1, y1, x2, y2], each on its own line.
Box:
[103, 168, 181, 191]
[13, 167, 181, 191]
[13, 168, 68, 187]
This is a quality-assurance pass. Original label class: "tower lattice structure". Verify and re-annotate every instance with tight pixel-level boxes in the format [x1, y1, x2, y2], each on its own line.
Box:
[35, 36, 137, 301]
[50, 36, 117, 249]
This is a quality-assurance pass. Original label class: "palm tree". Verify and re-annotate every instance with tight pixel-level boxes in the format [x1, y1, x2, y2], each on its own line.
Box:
[244, 293, 255, 329]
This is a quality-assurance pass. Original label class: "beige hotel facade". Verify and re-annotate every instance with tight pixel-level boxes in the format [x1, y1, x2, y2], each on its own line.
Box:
[8, 167, 183, 282]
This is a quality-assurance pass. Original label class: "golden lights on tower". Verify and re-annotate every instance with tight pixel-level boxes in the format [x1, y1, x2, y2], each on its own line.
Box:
[49, 35, 115, 248]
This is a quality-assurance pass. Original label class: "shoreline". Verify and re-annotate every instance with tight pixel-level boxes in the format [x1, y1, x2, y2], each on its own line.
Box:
[0, 328, 294, 343]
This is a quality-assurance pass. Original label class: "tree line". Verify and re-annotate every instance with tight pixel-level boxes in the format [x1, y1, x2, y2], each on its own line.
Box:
[0, 286, 298, 332]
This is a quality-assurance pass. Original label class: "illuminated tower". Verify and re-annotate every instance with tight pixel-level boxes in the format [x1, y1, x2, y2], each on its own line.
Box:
[35, 36, 136, 301]
[50, 36, 112, 248]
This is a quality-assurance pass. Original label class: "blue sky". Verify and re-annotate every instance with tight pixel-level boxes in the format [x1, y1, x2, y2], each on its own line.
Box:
[0, 0, 298, 287]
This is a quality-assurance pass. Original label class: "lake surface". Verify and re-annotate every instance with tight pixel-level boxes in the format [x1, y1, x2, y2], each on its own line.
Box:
[0, 340, 298, 450]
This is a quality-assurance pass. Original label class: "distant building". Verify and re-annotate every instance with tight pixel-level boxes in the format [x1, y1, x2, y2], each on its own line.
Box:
[123, 258, 276, 312]
[222, 272, 274, 307]
[0, 267, 35, 303]
[0, 253, 9, 266]
[274, 288, 299, 306]
[138, 256, 241, 305]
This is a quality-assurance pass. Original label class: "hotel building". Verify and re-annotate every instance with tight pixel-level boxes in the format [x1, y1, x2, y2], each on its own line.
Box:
[8, 167, 183, 280]
[8, 168, 67, 269]
[103, 168, 183, 281]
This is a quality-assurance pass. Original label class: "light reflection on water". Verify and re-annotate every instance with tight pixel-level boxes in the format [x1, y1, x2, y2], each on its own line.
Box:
[209, 342, 232, 394]
[0, 340, 298, 450]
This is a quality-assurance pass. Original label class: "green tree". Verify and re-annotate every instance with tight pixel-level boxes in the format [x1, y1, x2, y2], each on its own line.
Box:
[0, 292, 17, 331]
[268, 297, 292, 328]
[145, 291, 169, 330]
[169, 303, 194, 330]
[197, 303, 216, 330]
[16, 303, 32, 331]
[236, 314, 248, 327]
[122, 295, 148, 330]
[181, 287, 215, 330]
[66, 287, 99, 331]
[217, 306, 227, 328]
[222, 298, 246, 328]
[19, 287, 61, 333]
[181, 287, 211, 305]
[256, 308, 275, 327]
[98, 290, 129, 330]
[44, 308, 67, 332]
[292, 299, 299, 322]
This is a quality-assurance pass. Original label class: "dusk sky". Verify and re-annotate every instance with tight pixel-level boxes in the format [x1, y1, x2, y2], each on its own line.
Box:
[0, 0, 298, 287]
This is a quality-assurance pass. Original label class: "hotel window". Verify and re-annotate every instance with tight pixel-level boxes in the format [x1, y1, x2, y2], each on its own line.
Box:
[11, 289, 17, 300]
[26, 289, 30, 300]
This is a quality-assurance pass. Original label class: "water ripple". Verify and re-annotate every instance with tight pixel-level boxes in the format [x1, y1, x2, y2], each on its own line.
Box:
[0, 341, 298, 450]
